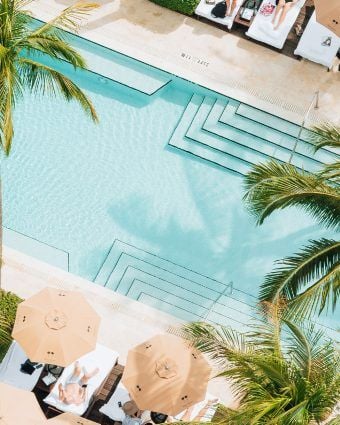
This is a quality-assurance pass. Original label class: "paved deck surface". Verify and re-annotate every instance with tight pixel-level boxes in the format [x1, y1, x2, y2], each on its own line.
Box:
[28, 0, 340, 125]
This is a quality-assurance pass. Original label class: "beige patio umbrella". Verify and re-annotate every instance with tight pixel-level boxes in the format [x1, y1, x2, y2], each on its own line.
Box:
[314, 0, 340, 37]
[0, 382, 46, 424]
[47, 412, 98, 424]
[122, 334, 211, 416]
[12, 287, 100, 366]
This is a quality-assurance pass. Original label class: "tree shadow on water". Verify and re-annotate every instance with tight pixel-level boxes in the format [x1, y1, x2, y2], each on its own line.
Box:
[106, 193, 230, 278]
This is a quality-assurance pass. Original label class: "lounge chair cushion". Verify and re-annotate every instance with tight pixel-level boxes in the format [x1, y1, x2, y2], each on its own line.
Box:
[99, 382, 129, 421]
[0, 341, 44, 391]
[246, 0, 306, 49]
[43, 343, 119, 416]
[195, 0, 244, 30]
[294, 12, 340, 68]
[100, 384, 219, 422]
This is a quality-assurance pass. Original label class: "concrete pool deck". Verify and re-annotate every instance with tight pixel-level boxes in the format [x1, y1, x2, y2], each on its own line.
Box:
[2, 246, 238, 407]
[2, 0, 339, 409]
[29, 0, 340, 125]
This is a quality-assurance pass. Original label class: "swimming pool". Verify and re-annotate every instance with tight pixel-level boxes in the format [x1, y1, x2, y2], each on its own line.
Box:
[2, 27, 339, 337]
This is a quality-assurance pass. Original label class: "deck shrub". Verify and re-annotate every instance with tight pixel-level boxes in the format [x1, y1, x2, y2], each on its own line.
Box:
[0, 290, 22, 360]
[149, 0, 200, 15]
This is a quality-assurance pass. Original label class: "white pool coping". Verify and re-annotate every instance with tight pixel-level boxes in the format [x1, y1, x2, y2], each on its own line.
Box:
[27, 0, 340, 127]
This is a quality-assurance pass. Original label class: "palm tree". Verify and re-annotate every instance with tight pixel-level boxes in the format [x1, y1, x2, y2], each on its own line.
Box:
[0, 314, 12, 361]
[0, 0, 99, 287]
[243, 125, 340, 319]
[183, 306, 340, 424]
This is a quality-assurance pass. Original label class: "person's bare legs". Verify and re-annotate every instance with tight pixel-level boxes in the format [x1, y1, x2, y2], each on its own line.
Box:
[58, 361, 82, 402]
[272, 1, 284, 25]
[274, 3, 293, 30]
[79, 367, 100, 386]
[225, 0, 231, 16]
[228, 0, 237, 16]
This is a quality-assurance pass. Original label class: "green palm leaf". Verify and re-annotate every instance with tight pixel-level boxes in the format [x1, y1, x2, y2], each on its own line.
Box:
[0, 0, 99, 154]
[259, 239, 340, 316]
[22, 35, 87, 69]
[308, 123, 340, 152]
[182, 318, 340, 425]
[29, 1, 99, 36]
[319, 161, 340, 183]
[18, 57, 98, 121]
[243, 161, 340, 230]
[0, 314, 12, 361]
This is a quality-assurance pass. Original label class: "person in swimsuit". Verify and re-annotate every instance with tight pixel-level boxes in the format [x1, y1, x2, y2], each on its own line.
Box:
[58, 361, 99, 406]
[226, 0, 238, 17]
[272, 0, 298, 30]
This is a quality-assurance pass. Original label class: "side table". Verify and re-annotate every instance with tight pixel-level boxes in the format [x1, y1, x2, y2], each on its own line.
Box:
[234, 9, 255, 28]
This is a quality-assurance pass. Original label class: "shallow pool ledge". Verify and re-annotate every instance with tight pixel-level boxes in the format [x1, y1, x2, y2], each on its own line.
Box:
[2, 245, 238, 407]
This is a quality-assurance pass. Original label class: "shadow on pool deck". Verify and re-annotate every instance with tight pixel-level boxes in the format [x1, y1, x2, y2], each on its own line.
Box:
[80, 0, 185, 35]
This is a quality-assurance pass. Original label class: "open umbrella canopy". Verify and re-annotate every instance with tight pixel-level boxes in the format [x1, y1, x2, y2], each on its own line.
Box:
[47, 412, 99, 424]
[122, 334, 211, 416]
[314, 0, 340, 36]
[0, 382, 46, 425]
[12, 287, 100, 367]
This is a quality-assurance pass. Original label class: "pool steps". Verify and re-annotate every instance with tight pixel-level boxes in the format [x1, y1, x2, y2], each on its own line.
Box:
[95, 239, 339, 340]
[95, 239, 257, 329]
[168, 94, 339, 175]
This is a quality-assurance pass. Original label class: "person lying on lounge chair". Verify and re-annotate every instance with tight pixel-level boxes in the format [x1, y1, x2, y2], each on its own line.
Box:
[226, 0, 238, 16]
[272, 0, 298, 30]
[58, 361, 99, 406]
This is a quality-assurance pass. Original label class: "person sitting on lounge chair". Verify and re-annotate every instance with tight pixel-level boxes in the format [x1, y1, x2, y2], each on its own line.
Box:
[122, 400, 143, 425]
[58, 361, 99, 406]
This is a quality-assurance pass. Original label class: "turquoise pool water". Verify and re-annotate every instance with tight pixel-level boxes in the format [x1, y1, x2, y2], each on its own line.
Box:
[2, 31, 338, 336]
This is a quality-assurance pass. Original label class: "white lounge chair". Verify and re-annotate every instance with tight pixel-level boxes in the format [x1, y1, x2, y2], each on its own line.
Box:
[195, 0, 244, 31]
[174, 393, 220, 422]
[294, 11, 340, 69]
[0, 341, 44, 391]
[246, 0, 306, 49]
[43, 343, 119, 416]
[99, 381, 129, 422]
[100, 382, 219, 423]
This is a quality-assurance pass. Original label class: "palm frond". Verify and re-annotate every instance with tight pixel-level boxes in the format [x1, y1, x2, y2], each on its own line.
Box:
[18, 57, 98, 123]
[0, 314, 12, 361]
[283, 320, 323, 380]
[0, 315, 11, 345]
[0, 0, 32, 45]
[22, 34, 87, 69]
[29, 1, 99, 36]
[243, 161, 340, 230]
[319, 161, 340, 183]
[286, 263, 340, 318]
[182, 322, 251, 367]
[308, 123, 340, 152]
[259, 239, 340, 317]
